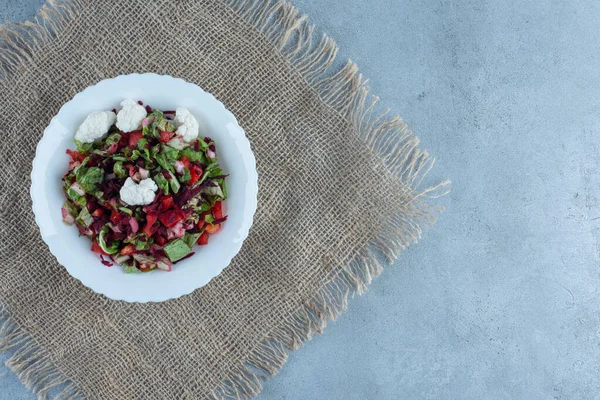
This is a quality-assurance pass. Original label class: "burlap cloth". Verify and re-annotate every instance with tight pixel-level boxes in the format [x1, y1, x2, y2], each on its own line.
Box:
[0, 0, 448, 398]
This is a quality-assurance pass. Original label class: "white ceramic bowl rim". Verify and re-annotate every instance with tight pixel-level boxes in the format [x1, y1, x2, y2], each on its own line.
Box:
[30, 74, 258, 302]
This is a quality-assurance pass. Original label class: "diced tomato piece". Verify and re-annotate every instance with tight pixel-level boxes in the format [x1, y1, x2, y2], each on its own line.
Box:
[212, 201, 223, 220]
[120, 244, 136, 255]
[146, 211, 158, 226]
[205, 224, 220, 234]
[160, 195, 174, 211]
[189, 165, 203, 184]
[128, 130, 143, 148]
[110, 209, 122, 224]
[142, 224, 158, 238]
[197, 232, 209, 245]
[159, 130, 175, 143]
[91, 240, 109, 255]
[180, 156, 191, 169]
[142, 211, 159, 237]
[91, 208, 105, 218]
[197, 219, 206, 230]
[66, 149, 85, 162]
[153, 234, 167, 246]
[158, 209, 186, 228]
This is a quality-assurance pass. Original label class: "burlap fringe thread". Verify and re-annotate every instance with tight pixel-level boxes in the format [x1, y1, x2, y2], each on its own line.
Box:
[0, 0, 450, 398]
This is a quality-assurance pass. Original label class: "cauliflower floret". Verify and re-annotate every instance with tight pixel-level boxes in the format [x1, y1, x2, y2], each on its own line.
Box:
[116, 99, 147, 132]
[74, 111, 116, 143]
[119, 177, 158, 206]
[174, 107, 199, 143]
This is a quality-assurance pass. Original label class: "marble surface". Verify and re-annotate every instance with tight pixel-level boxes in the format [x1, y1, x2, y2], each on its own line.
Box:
[2, 0, 600, 398]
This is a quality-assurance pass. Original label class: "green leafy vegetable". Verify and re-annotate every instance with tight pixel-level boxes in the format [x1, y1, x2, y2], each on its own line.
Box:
[162, 145, 179, 161]
[153, 172, 170, 194]
[119, 207, 133, 215]
[167, 172, 181, 193]
[183, 233, 201, 248]
[154, 153, 174, 173]
[77, 207, 93, 228]
[202, 184, 224, 198]
[113, 161, 127, 178]
[137, 138, 148, 150]
[105, 133, 121, 145]
[220, 179, 227, 199]
[74, 140, 94, 153]
[76, 167, 104, 192]
[179, 167, 191, 183]
[163, 239, 192, 262]
[135, 239, 151, 251]
[99, 226, 119, 254]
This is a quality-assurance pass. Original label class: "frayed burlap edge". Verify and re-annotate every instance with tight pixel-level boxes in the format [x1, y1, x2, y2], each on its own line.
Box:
[0, 0, 450, 399]
[1, 2, 92, 397]
[0, 306, 84, 400]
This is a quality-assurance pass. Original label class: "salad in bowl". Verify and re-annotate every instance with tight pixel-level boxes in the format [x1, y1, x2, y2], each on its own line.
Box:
[62, 99, 227, 273]
[30, 74, 257, 302]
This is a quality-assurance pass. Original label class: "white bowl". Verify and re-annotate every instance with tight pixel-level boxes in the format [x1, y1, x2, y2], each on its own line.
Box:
[30, 74, 258, 303]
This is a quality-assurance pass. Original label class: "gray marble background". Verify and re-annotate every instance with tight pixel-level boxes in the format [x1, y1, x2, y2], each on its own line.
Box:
[2, 0, 600, 398]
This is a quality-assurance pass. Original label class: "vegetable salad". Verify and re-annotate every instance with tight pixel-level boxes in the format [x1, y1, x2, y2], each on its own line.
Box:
[62, 102, 227, 273]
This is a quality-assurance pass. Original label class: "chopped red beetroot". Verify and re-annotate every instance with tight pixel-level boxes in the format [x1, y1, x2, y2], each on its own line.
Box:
[145, 105, 152, 113]
[118, 132, 130, 149]
[157, 225, 168, 237]
[174, 184, 203, 207]
[209, 174, 229, 180]
[153, 233, 167, 246]
[142, 201, 160, 213]
[86, 198, 98, 211]
[212, 216, 228, 225]
[100, 255, 113, 267]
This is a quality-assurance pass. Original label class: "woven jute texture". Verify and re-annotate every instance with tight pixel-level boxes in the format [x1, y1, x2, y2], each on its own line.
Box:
[0, 0, 448, 398]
